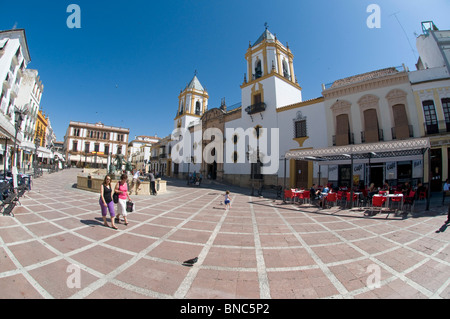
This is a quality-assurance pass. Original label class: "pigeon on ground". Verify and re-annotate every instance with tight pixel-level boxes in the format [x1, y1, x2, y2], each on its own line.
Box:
[182, 257, 198, 267]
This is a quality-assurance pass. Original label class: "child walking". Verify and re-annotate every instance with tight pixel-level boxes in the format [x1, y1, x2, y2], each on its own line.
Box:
[224, 191, 232, 210]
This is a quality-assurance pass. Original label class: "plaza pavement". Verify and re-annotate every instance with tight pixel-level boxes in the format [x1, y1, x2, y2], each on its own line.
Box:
[0, 168, 449, 299]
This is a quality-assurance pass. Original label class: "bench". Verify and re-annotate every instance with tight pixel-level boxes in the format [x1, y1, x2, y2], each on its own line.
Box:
[1, 192, 18, 217]
[17, 184, 28, 198]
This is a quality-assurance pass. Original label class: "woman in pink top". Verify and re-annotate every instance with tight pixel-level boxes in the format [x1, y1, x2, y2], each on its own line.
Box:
[114, 173, 132, 226]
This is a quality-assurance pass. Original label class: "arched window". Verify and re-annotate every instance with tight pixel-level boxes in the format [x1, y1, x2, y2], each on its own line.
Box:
[282, 60, 290, 79]
[255, 59, 262, 79]
[195, 101, 201, 115]
[179, 102, 184, 115]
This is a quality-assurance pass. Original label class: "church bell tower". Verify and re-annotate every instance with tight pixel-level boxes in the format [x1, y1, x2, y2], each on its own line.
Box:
[241, 25, 303, 117]
[174, 73, 209, 130]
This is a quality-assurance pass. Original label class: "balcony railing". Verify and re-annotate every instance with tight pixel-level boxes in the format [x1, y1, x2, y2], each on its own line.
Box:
[245, 102, 266, 115]
[423, 120, 450, 135]
[361, 129, 384, 143]
[10, 83, 20, 98]
[391, 125, 414, 140]
[3, 71, 13, 89]
[332, 133, 355, 146]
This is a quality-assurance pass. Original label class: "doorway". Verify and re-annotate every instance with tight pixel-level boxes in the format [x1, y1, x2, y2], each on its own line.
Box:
[369, 166, 384, 188]
[295, 160, 309, 189]
[208, 161, 217, 180]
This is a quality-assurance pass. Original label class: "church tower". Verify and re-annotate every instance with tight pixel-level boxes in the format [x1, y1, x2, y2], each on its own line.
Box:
[174, 74, 209, 130]
[241, 26, 302, 118]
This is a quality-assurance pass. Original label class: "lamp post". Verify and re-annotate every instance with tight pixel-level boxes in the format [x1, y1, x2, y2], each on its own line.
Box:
[34, 136, 40, 177]
[12, 104, 30, 189]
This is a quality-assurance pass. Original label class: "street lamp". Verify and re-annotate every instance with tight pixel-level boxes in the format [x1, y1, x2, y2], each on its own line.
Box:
[12, 104, 30, 189]
[34, 136, 40, 176]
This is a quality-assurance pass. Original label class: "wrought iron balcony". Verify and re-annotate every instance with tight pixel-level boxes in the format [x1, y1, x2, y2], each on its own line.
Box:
[332, 133, 355, 146]
[422, 121, 450, 136]
[391, 125, 414, 140]
[361, 129, 384, 143]
[245, 102, 266, 115]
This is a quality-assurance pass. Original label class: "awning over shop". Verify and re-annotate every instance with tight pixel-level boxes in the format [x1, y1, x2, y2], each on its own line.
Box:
[285, 138, 432, 209]
[37, 147, 52, 159]
[285, 138, 430, 164]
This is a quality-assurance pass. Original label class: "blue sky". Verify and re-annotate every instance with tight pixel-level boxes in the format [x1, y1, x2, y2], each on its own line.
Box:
[1, 0, 449, 141]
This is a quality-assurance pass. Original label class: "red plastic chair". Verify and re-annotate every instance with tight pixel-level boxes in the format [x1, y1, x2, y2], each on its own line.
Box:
[325, 193, 337, 208]
[368, 196, 386, 216]
[337, 191, 344, 205]
[390, 192, 403, 211]
[404, 191, 416, 211]
[346, 192, 358, 207]
[301, 191, 310, 205]
[284, 189, 295, 203]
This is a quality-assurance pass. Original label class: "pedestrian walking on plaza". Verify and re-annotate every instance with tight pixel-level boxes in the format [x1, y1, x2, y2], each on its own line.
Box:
[100, 175, 118, 230]
[443, 179, 450, 205]
[149, 170, 157, 195]
[115, 173, 132, 226]
[446, 204, 450, 224]
[224, 191, 232, 210]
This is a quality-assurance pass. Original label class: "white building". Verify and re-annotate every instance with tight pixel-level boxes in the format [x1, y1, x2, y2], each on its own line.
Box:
[416, 21, 450, 73]
[410, 21, 450, 192]
[0, 29, 31, 170]
[15, 68, 43, 167]
[64, 121, 130, 168]
[320, 65, 421, 188]
[129, 135, 160, 172]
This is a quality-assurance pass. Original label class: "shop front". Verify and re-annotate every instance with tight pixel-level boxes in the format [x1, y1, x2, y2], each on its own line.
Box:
[285, 138, 431, 208]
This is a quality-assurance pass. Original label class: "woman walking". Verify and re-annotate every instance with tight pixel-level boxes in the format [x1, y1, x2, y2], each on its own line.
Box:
[115, 173, 132, 226]
[100, 175, 118, 230]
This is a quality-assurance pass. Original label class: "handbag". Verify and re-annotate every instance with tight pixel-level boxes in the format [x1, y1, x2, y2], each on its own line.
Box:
[126, 200, 134, 213]
[113, 193, 119, 204]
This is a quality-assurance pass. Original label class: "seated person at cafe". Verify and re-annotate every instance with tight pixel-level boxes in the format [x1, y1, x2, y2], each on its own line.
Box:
[416, 181, 426, 197]
[310, 184, 317, 200]
[368, 183, 378, 199]
[382, 181, 390, 192]
[317, 185, 330, 207]
[401, 182, 412, 196]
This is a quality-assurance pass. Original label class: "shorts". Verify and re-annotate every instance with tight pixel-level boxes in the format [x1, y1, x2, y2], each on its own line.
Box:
[100, 199, 115, 217]
[224, 200, 230, 205]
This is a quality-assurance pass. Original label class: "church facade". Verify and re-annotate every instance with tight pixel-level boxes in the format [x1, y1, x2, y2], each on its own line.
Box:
[168, 27, 328, 189]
